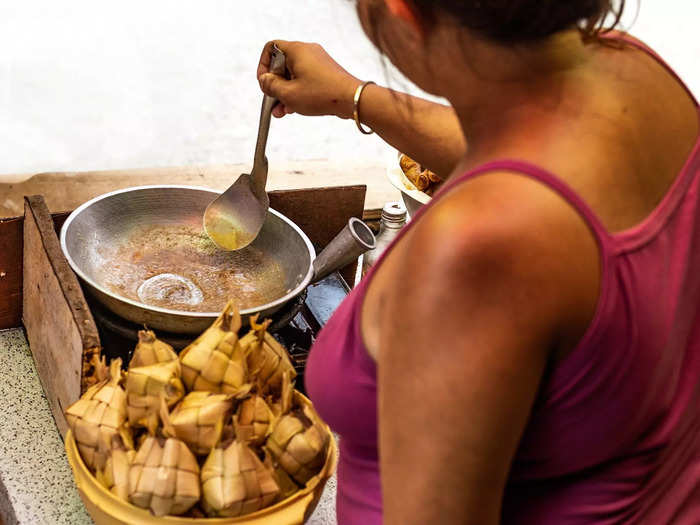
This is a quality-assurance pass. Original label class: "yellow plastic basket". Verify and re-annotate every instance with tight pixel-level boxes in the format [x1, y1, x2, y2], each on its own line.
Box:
[65, 393, 337, 525]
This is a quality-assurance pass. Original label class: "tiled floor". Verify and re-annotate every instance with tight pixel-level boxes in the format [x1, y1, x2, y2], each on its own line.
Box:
[0, 329, 91, 525]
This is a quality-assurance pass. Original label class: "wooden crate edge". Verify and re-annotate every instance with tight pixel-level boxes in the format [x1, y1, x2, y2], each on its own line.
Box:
[23, 196, 102, 394]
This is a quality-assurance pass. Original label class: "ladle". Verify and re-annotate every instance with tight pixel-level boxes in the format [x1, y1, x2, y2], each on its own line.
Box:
[203, 44, 286, 251]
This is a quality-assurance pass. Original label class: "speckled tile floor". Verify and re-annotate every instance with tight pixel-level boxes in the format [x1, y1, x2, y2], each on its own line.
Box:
[307, 474, 338, 525]
[0, 328, 91, 524]
[0, 327, 337, 524]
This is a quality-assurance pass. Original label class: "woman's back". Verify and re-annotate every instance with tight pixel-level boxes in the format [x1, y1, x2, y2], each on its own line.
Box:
[459, 34, 699, 235]
[308, 36, 700, 524]
[497, 37, 700, 523]
[502, 150, 700, 523]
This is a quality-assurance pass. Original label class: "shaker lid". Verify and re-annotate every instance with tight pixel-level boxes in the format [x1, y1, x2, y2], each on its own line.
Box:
[382, 201, 407, 222]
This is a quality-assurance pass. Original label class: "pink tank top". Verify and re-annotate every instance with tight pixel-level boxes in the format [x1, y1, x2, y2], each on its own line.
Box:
[306, 40, 700, 524]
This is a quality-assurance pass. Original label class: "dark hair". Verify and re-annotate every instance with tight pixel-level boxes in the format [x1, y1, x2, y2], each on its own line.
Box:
[412, 0, 627, 44]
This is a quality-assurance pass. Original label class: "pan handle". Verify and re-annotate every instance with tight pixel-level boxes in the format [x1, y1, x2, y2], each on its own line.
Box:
[311, 218, 376, 284]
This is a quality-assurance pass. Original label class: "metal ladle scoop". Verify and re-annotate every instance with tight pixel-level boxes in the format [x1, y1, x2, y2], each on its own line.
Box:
[203, 44, 287, 251]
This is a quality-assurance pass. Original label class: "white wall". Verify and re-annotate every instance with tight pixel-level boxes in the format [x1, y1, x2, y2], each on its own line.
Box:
[0, 1, 698, 179]
[628, 2, 700, 94]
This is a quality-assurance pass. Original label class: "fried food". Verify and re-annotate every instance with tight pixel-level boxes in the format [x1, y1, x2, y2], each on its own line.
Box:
[399, 154, 443, 196]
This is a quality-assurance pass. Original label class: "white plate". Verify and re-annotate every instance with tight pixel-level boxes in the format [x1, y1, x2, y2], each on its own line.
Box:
[385, 151, 432, 216]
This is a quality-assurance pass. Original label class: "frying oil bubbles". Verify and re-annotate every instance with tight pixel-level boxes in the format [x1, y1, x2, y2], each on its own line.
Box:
[98, 224, 286, 312]
[137, 273, 204, 307]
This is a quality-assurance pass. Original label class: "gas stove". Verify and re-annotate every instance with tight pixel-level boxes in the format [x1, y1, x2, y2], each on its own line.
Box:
[89, 272, 350, 395]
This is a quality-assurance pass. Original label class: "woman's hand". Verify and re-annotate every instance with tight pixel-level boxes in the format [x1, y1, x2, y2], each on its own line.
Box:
[257, 40, 361, 119]
[257, 40, 466, 177]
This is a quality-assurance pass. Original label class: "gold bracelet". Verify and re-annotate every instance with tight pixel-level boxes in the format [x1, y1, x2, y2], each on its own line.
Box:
[353, 81, 376, 135]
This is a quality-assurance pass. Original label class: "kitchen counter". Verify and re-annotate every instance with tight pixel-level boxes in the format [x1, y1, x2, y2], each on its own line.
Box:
[0, 328, 338, 524]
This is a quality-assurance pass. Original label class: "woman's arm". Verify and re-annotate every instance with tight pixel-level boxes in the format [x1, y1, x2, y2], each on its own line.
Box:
[377, 173, 600, 524]
[353, 83, 466, 177]
[257, 41, 466, 178]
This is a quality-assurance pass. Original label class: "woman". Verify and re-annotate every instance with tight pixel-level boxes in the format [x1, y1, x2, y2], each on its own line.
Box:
[258, 1, 700, 523]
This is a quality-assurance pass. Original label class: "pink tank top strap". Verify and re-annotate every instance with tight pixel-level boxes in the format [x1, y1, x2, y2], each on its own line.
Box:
[364, 159, 612, 286]
[380, 160, 619, 348]
[430, 159, 613, 246]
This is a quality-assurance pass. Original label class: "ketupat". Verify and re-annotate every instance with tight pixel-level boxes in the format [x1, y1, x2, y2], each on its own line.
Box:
[95, 428, 135, 501]
[126, 359, 185, 431]
[66, 358, 127, 471]
[128, 400, 201, 516]
[262, 371, 301, 498]
[233, 392, 276, 447]
[264, 453, 300, 501]
[165, 391, 235, 455]
[179, 301, 252, 396]
[201, 437, 280, 517]
[269, 370, 294, 418]
[266, 403, 329, 485]
[242, 316, 296, 395]
[129, 330, 178, 368]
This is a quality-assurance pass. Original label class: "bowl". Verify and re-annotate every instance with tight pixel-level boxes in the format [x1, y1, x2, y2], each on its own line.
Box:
[65, 393, 337, 525]
[385, 151, 432, 217]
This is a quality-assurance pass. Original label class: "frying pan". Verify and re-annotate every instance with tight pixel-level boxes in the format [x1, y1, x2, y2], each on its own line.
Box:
[60, 185, 375, 334]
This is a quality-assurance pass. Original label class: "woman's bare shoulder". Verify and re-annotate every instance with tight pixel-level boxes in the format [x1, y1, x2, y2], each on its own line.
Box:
[393, 170, 601, 357]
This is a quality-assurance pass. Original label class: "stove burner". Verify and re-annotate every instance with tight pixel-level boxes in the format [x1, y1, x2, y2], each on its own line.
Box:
[89, 291, 306, 353]
[86, 272, 350, 396]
